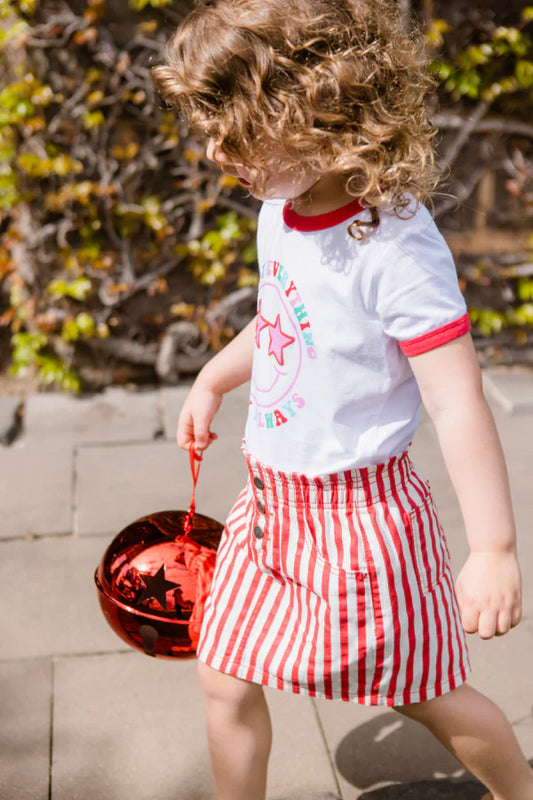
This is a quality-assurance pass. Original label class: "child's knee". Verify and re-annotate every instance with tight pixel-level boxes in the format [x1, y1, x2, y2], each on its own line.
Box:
[392, 686, 464, 724]
[197, 659, 262, 708]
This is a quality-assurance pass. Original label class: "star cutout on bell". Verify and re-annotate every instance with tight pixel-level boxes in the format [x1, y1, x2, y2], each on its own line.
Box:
[136, 564, 181, 611]
[267, 314, 295, 366]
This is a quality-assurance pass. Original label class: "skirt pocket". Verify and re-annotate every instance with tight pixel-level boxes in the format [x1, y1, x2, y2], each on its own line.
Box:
[404, 488, 451, 595]
[301, 499, 370, 579]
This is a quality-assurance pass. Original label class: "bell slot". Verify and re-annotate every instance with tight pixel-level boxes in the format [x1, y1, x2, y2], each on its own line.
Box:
[139, 624, 159, 657]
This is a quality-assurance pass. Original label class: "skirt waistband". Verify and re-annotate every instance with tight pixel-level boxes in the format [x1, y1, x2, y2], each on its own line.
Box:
[241, 440, 419, 509]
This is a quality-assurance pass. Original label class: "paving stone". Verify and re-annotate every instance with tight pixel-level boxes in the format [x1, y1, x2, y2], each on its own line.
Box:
[161, 380, 251, 442]
[51, 653, 213, 800]
[466, 620, 533, 740]
[0, 536, 120, 660]
[266, 688, 341, 800]
[0, 440, 72, 538]
[0, 395, 22, 444]
[314, 699, 476, 800]
[51, 652, 337, 800]
[75, 440, 181, 536]
[23, 387, 161, 443]
[160, 383, 192, 441]
[483, 367, 533, 414]
[0, 659, 52, 800]
[75, 436, 248, 536]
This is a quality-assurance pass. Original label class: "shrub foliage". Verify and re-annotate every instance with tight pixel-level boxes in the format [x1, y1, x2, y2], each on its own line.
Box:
[1, 0, 533, 391]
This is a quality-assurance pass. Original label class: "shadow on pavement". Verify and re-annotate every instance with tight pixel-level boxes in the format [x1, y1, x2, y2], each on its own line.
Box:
[358, 781, 485, 798]
[334, 712, 483, 795]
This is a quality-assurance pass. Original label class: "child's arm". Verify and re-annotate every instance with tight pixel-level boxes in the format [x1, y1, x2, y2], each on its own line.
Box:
[407, 332, 522, 640]
[176, 315, 257, 450]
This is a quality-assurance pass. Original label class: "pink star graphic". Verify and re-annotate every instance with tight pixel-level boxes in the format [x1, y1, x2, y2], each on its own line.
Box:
[267, 315, 295, 366]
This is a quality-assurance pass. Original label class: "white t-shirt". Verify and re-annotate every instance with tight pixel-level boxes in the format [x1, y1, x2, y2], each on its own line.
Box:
[243, 194, 470, 475]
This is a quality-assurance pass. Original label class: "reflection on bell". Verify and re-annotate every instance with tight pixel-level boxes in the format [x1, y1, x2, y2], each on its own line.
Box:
[95, 509, 223, 659]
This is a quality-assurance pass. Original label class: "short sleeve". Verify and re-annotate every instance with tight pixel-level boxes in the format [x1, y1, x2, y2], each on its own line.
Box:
[374, 213, 470, 356]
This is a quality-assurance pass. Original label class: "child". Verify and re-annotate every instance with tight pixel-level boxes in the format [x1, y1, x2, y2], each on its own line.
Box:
[152, 2, 533, 798]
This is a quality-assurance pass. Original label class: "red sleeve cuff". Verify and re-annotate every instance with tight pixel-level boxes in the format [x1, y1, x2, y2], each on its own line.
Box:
[399, 312, 471, 356]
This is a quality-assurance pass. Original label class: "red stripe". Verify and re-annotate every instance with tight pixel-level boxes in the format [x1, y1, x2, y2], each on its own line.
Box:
[314, 476, 333, 699]
[202, 492, 260, 668]
[217, 548, 266, 672]
[345, 472, 370, 700]
[288, 484, 309, 693]
[379, 461, 417, 703]
[275, 474, 307, 691]
[301, 475, 319, 697]
[215, 475, 271, 671]
[280, 482, 316, 693]
[360, 466, 390, 703]
[243, 463, 283, 679]
[293, 478, 318, 696]
[399, 312, 471, 356]
[230, 578, 270, 676]
[198, 485, 251, 659]
[416, 492, 446, 694]
[440, 569, 460, 680]
[432, 581, 448, 695]
[258, 473, 296, 688]
[371, 463, 403, 704]
[352, 478, 381, 702]
[333, 476, 352, 701]
[442, 566, 469, 684]
[396, 458, 432, 702]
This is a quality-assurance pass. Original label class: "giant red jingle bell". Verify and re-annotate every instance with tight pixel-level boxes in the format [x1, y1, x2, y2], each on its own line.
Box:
[94, 448, 223, 658]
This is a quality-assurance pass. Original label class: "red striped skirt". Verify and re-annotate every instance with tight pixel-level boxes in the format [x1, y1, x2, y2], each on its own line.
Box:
[196, 446, 471, 706]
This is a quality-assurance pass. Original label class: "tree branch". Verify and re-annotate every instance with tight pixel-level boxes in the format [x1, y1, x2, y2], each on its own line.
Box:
[433, 112, 533, 140]
[439, 100, 491, 170]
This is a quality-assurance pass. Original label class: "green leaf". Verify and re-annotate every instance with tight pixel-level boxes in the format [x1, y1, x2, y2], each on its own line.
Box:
[75, 312, 96, 335]
[47, 277, 92, 301]
[10, 331, 47, 364]
[515, 60, 533, 89]
[62, 318, 80, 342]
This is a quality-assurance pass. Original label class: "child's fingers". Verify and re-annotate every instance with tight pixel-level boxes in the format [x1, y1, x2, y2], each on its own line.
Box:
[194, 430, 218, 450]
[176, 414, 196, 449]
[477, 609, 497, 640]
[460, 605, 480, 635]
[495, 608, 513, 636]
[511, 603, 522, 628]
[191, 417, 216, 449]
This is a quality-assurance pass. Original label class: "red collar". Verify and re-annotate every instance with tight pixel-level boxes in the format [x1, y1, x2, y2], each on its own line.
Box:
[283, 198, 365, 231]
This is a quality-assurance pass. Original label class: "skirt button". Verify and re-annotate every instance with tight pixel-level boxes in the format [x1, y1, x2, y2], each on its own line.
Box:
[253, 525, 264, 539]
[253, 476, 264, 490]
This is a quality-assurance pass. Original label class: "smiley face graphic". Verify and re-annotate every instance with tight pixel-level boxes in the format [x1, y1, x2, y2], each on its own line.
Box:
[251, 281, 303, 409]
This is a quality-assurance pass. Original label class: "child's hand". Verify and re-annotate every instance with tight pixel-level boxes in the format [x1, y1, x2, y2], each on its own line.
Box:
[455, 550, 522, 639]
[176, 380, 222, 451]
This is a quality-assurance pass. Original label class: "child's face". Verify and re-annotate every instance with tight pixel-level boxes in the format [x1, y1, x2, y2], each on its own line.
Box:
[205, 138, 321, 202]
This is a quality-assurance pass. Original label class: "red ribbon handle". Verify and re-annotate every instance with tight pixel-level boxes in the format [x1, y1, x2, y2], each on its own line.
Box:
[183, 444, 203, 537]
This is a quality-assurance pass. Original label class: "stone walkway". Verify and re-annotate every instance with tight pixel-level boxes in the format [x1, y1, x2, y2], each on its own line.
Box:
[0, 367, 532, 800]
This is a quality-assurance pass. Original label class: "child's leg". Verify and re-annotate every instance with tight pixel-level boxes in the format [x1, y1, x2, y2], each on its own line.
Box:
[394, 683, 533, 800]
[197, 660, 272, 800]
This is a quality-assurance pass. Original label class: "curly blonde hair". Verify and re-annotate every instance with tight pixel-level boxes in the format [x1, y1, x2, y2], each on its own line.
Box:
[152, 0, 440, 236]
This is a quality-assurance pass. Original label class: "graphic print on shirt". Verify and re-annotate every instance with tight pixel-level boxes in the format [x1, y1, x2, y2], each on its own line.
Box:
[250, 259, 317, 430]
